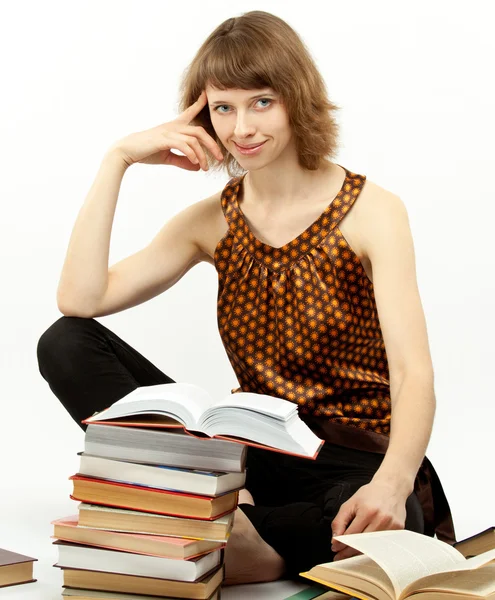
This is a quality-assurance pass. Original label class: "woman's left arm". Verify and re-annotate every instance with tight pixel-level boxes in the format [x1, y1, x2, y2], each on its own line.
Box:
[331, 188, 436, 559]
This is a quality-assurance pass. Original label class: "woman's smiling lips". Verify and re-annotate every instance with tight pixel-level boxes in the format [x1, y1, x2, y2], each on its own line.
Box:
[234, 141, 267, 155]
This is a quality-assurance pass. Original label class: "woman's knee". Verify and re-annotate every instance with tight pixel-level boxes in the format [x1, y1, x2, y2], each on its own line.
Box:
[37, 316, 100, 378]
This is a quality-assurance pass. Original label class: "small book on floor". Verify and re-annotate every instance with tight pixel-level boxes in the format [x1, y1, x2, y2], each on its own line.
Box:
[52, 515, 225, 559]
[83, 382, 324, 458]
[70, 475, 239, 520]
[0, 547, 37, 588]
[76, 452, 246, 496]
[54, 540, 221, 582]
[84, 423, 247, 473]
[77, 503, 234, 543]
[62, 587, 221, 599]
[300, 529, 495, 600]
[58, 563, 223, 599]
[454, 526, 495, 558]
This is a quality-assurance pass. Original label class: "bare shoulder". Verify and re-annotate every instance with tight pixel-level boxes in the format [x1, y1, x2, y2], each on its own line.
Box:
[352, 177, 407, 259]
[357, 178, 404, 219]
[186, 189, 226, 265]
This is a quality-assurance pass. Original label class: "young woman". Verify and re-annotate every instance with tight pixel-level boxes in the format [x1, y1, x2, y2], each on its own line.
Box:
[37, 10, 456, 585]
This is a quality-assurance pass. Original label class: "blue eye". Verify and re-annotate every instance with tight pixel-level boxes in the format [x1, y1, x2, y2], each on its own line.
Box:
[214, 98, 272, 113]
[257, 98, 271, 108]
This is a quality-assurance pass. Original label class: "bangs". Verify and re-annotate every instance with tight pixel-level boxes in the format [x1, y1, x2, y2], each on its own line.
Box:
[197, 36, 280, 93]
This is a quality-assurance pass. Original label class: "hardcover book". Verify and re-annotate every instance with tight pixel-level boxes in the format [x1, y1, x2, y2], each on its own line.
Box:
[0, 547, 37, 588]
[300, 530, 495, 600]
[70, 475, 238, 520]
[77, 503, 234, 542]
[83, 382, 323, 458]
[52, 515, 225, 559]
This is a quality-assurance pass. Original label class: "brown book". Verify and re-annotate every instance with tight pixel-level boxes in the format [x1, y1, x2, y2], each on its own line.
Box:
[78, 503, 234, 542]
[62, 587, 221, 599]
[52, 515, 224, 559]
[60, 564, 223, 599]
[454, 526, 495, 558]
[0, 547, 37, 588]
[300, 530, 495, 600]
[70, 475, 238, 520]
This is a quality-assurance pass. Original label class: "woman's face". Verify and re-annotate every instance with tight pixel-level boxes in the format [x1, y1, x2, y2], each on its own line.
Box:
[205, 84, 293, 168]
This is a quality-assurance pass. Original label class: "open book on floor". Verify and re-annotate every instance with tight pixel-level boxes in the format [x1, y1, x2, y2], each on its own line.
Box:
[300, 529, 495, 600]
[83, 382, 324, 458]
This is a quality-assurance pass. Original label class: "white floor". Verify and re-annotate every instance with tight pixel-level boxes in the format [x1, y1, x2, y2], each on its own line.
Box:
[0, 491, 310, 600]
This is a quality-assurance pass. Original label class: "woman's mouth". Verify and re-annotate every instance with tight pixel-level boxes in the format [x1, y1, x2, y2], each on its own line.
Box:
[234, 141, 267, 155]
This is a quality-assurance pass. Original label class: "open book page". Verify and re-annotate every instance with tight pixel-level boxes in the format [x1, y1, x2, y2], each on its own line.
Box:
[200, 390, 298, 424]
[85, 383, 213, 428]
[333, 530, 466, 600]
[402, 561, 495, 598]
[308, 554, 396, 600]
[401, 550, 495, 598]
[176, 389, 322, 456]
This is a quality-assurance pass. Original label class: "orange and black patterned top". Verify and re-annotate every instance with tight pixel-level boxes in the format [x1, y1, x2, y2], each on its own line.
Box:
[214, 166, 392, 436]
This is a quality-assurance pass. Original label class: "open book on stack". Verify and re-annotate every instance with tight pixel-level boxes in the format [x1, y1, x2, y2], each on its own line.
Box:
[83, 382, 324, 459]
[301, 529, 495, 600]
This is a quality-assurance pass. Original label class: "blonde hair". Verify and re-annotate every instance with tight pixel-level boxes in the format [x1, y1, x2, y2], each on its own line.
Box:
[178, 10, 341, 177]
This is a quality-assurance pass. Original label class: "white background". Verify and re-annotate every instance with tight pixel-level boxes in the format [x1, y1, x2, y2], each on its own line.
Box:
[0, 1, 493, 598]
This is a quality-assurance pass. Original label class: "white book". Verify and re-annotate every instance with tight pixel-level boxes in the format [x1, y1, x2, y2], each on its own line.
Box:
[77, 452, 246, 496]
[84, 424, 247, 473]
[84, 382, 323, 458]
[55, 541, 221, 583]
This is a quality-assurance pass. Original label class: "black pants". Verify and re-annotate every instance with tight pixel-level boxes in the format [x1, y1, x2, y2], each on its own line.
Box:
[37, 316, 424, 578]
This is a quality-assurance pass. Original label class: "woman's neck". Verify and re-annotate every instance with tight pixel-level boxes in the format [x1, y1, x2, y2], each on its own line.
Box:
[240, 160, 342, 211]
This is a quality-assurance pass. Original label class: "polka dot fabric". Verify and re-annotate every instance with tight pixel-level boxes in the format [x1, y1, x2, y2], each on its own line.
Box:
[214, 166, 392, 435]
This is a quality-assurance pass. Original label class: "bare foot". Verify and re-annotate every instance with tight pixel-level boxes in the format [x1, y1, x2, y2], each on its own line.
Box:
[224, 504, 286, 585]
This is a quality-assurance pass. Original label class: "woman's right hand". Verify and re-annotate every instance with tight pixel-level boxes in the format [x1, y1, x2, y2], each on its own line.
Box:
[110, 90, 224, 171]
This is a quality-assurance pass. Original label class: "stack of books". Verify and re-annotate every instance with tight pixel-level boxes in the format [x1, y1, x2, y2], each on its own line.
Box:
[52, 426, 248, 599]
[52, 382, 325, 599]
